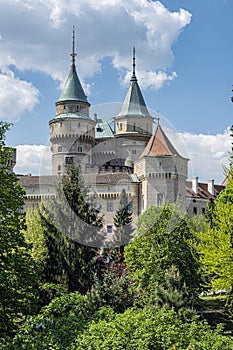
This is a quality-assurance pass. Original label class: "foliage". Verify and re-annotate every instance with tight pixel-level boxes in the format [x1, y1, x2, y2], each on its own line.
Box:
[36, 164, 104, 293]
[73, 307, 233, 350]
[194, 171, 233, 292]
[24, 206, 48, 273]
[112, 188, 134, 249]
[124, 204, 202, 308]
[151, 265, 196, 321]
[0, 122, 39, 340]
[6, 291, 102, 349]
[7, 298, 233, 350]
[91, 263, 134, 313]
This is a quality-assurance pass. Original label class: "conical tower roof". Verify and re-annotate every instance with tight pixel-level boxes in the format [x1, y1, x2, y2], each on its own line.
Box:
[117, 48, 152, 118]
[58, 29, 88, 104]
[58, 66, 88, 103]
[140, 124, 180, 158]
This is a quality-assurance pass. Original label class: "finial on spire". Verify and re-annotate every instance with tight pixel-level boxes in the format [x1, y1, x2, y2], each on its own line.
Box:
[70, 26, 77, 67]
[131, 46, 137, 81]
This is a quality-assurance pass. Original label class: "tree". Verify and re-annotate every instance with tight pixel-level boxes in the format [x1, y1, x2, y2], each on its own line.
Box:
[24, 206, 48, 274]
[8, 297, 233, 349]
[0, 122, 39, 340]
[112, 188, 133, 250]
[73, 307, 233, 350]
[194, 169, 233, 293]
[124, 204, 202, 308]
[39, 164, 105, 293]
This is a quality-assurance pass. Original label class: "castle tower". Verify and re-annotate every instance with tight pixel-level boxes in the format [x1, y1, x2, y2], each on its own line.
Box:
[134, 123, 188, 211]
[49, 28, 95, 176]
[114, 48, 154, 164]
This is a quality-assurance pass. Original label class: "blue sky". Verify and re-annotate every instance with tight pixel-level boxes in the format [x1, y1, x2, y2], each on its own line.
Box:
[0, 0, 232, 182]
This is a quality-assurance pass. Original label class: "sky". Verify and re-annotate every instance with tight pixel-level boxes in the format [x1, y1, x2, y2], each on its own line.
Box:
[0, 0, 232, 183]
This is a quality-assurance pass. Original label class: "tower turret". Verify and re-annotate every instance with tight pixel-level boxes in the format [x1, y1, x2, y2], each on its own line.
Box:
[49, 28, 95, 176]
[114, 48, 155, 165]
[134, 123, 188, 211]
[114, 48, 154, 138]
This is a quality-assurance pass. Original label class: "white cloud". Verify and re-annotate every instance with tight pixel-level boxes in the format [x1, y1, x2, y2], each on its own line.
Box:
[14, 145, 52, 175]
[123, 70, 177, 90]
[0, 0, 192, 120]
[0, 72, 39, 122]
[177, 129, 231, 184]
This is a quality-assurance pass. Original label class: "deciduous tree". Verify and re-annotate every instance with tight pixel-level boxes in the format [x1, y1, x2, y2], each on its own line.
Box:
[0, 122, 39, 340]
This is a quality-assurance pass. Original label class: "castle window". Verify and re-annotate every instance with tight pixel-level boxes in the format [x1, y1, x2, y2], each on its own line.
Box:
[193, 207, 197, 215]
[157, 193, 164, 206]
[58, 145, 62, 152]
[63, 105, 67, 110]
[60, 122, 63, 127]
[65, 156, 74, 165]
[132, 149, 137, 155]
[77, 145, 83, 153]
[119, 123, 122, 131]
[76, 105, 80, 111]
[107, 225, 113, 233]
[107, 202, 113, 212]
[133, 122, 136, 131]
[58, 165, 61, 171]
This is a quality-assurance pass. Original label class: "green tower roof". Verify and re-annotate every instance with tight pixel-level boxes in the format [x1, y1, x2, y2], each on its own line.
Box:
[58, 65, 88, 103]
[58, 28, 88, 104]
[117, 48, 152, 118]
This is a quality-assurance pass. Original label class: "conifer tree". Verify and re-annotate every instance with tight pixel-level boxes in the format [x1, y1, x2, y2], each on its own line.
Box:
[112, 188, 133, 250]
[40, 164, 104, 293]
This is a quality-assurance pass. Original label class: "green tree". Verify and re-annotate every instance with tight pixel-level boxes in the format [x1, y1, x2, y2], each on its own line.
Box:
[112, 188, 133, 250]
[8, 298, 233, 349]
[24, 206, 48, 273]
[194, 170, 233, 293]
[152, 265, 196, 321]
[73, 307, 233, 350]
[0, 122, 39, 340]
[124, 204, 201, 308]
[39, 164, 104, 293]
[7, 291, 103, 349]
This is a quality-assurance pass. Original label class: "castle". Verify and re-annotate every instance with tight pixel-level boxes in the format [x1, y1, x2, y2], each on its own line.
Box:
[18, 31, 225, 233]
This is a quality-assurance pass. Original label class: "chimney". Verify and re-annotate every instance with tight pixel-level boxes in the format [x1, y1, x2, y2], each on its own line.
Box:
[208, 179, 215, 196]
[94, 113, 97, 122]
[192, 176, 198, 194]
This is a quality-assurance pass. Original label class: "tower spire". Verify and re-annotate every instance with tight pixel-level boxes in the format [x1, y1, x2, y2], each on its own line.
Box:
[131, 46, 137, 81]
[70, 26, 77, 67]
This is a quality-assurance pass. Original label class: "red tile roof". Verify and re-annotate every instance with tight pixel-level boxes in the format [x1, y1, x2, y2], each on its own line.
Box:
[140, 124, 180, 158]
[185, 181, 225, 199]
